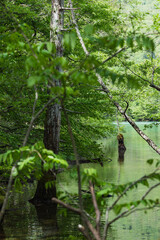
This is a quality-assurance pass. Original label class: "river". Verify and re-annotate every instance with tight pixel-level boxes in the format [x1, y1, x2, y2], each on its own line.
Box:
[0, 122, 160, 239]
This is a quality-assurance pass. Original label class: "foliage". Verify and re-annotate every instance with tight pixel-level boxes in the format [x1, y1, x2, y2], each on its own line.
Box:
[0, 0, 160, 238]
[0, 142, 68, 190]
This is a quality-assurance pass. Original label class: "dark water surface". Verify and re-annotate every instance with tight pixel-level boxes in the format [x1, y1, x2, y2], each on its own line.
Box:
[0, 122, 160, 239]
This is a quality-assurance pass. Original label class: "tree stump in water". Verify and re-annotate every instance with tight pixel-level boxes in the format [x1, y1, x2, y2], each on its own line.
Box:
[117, 133, 126, 162]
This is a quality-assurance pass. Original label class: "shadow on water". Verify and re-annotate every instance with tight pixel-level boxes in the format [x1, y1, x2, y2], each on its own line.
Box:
[0, 224, 5, 240]
[1, 185, 60, 240]
[118, 150, 125, 163]
[1, 184, 82, 240]
[1, 122, 160, 240]
[34, 203, 58, 238]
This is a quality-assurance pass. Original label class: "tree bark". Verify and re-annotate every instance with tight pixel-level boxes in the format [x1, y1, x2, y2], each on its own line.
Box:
[32, 0, 64, 204]
[117, 133, 126, 162]
[44, 0, 64, 154]
[44, 104, 61, 154]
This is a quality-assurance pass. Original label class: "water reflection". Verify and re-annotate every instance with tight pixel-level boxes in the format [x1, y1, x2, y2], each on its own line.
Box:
[118, 150, 125, 163]
[1, 122, 160, 240]
[0, 224, 5, 240]
[2, 189, 82, 240]
[34, 203, 58, 238]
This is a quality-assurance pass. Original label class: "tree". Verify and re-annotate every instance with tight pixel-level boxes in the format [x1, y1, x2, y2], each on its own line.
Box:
[0, 0, 160, 238]
[0, 0, 116, 218]
[31, 0, 64, 203]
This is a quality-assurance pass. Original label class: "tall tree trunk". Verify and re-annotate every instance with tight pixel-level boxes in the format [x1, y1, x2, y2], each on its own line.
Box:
[44, 0, 64, 153]
[31, 0, 64, 204]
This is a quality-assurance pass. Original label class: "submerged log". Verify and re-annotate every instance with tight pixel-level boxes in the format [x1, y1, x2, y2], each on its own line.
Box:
[117, 133, 126, 162]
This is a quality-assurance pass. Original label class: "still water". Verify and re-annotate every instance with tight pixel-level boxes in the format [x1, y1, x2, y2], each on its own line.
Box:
[0, 122, 160, 240]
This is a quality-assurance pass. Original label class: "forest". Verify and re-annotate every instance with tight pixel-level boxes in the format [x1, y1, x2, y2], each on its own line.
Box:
[0, 0, 160, 239]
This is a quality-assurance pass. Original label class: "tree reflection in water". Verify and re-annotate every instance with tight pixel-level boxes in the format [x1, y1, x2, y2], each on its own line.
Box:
[0, 224, 5, 240]
[34, 202, 58, 238]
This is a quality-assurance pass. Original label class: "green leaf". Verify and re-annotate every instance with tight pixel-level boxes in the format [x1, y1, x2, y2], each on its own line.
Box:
[63, 32, 77, 50]
[37, 42, 45, 52]
[83, 168, 97, 177]
[141, 179, 149, 187]
[147, 159, 154, 165]
[42, 149, 55, 155]
[8, 153, 13, 165]
[45, 181, 54, 190]
[56, 57, 68, 68]
[113, 204, 123, 215]
[46, 42, 53, 53]
[97, 188, 111, 198]
[27, 76, 42, 87]
[12, 167, 18, 177]
[84, 24, 94, 36]
[19, 41, 25, 48]
[14, 178, 22, 190]
[141, 199, 148, 206]
[18, 157, 35, 171]
[127, 37, 133, 48]
[54, 158, 68, 168]
[43, 162, 50, 172]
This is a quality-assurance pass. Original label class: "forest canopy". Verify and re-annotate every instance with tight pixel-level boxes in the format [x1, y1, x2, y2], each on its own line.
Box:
[0, 0, 160, 239]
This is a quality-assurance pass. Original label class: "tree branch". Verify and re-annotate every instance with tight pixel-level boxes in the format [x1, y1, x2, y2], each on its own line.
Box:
[117, 57, 160, 92]
[52, 197, 81, 214]
[109, 167, 159, 212]
[78, 224, 93, 240]
[102, 208, 109, 240]
[141, 182, 160, 200]
[0, 166, 16, 223]
[150, 83, 160, 91]
[68, 0, 89, 56]
[108, 181, 160, 226]
[61, 102, 83, 211]
[23, 91, 57, 146]
[96, 73, 160, 155]
[52, 197, 100, 240]
[65, 2, 160, 240]
[102, 48, 126, 64]
[0, 94, 57, 224]
[61, 100, 101, 240]
[89, 181, 101, 235]
[123, 101, 129, 115]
